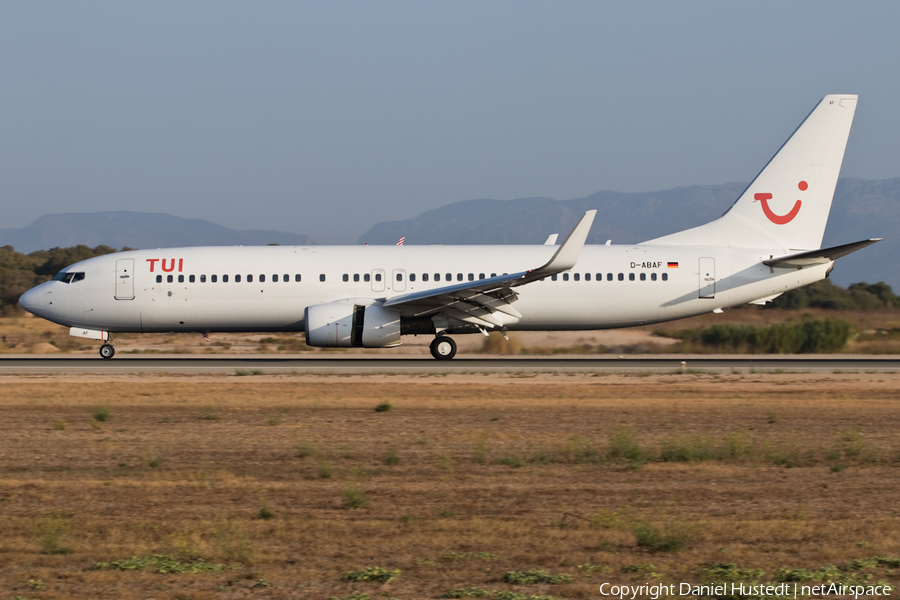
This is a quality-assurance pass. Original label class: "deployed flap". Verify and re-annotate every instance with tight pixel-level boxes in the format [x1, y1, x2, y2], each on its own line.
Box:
[383, 211, 596, 326]
[763, 238, 881, 269]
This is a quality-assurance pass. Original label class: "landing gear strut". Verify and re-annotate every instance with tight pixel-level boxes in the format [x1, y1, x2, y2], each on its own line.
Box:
[99, 343, 115, 359]
[430, 336, 457, 360]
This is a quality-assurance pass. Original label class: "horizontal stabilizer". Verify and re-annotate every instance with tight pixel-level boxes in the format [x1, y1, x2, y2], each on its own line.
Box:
[763, 238, 881, 269]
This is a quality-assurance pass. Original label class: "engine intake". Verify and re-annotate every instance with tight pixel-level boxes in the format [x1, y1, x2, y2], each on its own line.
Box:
[305, 301, 401, 348]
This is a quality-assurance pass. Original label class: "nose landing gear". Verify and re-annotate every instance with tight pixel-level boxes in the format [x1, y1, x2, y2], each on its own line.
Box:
[429, 336, 457, 360]
[99, 343, 116, 359]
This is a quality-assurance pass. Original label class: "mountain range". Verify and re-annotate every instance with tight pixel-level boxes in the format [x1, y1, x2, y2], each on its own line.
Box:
[0, 211, 313, 252]
[2, 177, 896, 289]
[360, 177, 900, 290]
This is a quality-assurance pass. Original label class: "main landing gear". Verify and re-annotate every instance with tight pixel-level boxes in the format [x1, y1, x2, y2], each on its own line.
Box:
[99, 343, 116, 359]
[430, 336, 457, 360]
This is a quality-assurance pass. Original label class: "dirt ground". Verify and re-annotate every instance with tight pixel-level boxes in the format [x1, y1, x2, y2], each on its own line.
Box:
[1, 372, 899, 599]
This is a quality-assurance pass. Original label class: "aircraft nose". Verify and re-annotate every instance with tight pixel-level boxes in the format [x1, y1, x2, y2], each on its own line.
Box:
[18, 286, 44, 315]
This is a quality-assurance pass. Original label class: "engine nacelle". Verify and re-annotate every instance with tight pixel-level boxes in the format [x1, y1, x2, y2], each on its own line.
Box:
[304, 301, 401, 348]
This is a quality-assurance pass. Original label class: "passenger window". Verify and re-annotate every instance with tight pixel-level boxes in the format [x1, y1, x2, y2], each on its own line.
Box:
[574, 273, 580, 281]
[295, 274, 301, 282]
[223, 275, 229, 283]
[597, 273, 603, 281]
[467, 273, 474, 281]
[607, 273, 613, 281]
[247, 274, 253, 283]
[422, 273, 429, 282]
[662, 273, 668, 281]
[446, 273, 452, 281]
[178, 275, 184, 283]
[189, 275, 195, 283]
[457, 273, 463, 281]
[551, 274, 558, 281]
[434, 273, 440, 281]
[212, 275, 218, 283]
[617, 273, 624, 281]
[353, 274, 360, 282]
[236, 274, 242, 283]
[396, 273, 403, 282]
[283, 274, 288, 282]
[410, 273, 416, 282]
[260, 274, 265, 283]
[629, 273, 635, 281]
[201, 275, 207, 283]
[319, 274, 325, 282]
[167, 275, 174, 283]
[491, 273, 497, 278]
[156, 275, 162, 283]
[343, 274, 349, 282]
[640, 273, 646, 281]
[651, 273, 657, 281]
[563, 273, 569, 281]
[585, 273, 591, 281]
[479, 273, 485, 280]
[364, 273, 370, 282]
[375, 273, 381, 282]
[272, 274, 278, 282]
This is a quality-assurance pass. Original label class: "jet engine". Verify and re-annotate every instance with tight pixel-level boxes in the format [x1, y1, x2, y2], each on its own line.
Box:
[304, 301, 401, 348]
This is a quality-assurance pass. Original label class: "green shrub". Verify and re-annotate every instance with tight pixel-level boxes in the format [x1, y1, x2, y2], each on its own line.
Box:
[383, 451, 401, 466]
[53, 419, 67, 431]
[444, 589, 560, 600]
[633, 521, 695, 552]
[343, 484, 368, 509]
[374, 402, 392, 412]
[92, 405, 112, 422]
[258, 501, 275, 520]
[94, 554, 226, 573]
[504, 570, 573, 584]
[33, 515, 72, 555]
[608, 427, 645, 465]
[343, 566, 400, 583]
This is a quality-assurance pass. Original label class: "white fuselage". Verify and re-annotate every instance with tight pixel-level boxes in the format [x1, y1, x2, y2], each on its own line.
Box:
[21, 243, 828, 335]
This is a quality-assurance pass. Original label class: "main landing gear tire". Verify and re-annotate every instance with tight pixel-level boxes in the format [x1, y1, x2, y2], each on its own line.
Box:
[430, 336, 457, 360]
[99, 344, 115, 360]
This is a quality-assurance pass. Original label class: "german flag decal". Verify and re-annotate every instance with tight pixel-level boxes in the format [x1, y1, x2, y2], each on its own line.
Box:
[667, 262, 679, 268]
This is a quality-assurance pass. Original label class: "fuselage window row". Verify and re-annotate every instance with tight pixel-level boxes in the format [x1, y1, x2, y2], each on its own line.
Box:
[155, 274, 303, 284]
[152, 271, 669, 285]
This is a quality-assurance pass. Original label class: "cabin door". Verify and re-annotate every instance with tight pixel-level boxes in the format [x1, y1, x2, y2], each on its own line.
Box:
[115, 259, 135, 300]
[698, 257, 715, 299]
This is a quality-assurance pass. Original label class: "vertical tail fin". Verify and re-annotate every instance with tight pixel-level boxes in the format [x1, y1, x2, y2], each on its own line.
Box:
[645, 95, 858, 250]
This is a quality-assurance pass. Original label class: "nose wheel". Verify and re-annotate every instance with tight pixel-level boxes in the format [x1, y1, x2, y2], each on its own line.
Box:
[99, 344, 115, 359]
[430, 336, 457, 360]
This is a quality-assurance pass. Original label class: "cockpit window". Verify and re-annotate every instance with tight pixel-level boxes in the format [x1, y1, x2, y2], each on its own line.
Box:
[52, 271, 85, 284]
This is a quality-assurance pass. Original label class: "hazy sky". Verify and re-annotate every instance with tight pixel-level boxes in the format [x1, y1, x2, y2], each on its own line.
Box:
[1, 2, 898, 243]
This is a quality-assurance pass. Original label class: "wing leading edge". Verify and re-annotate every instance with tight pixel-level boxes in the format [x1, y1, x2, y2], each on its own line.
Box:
[382, 210, 597, 329]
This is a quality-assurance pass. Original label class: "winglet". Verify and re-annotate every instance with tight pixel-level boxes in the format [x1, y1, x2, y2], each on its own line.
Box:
[531, 210, 596, 275]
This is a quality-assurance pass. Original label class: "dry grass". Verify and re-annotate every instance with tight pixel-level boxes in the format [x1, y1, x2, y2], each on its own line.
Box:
[1, 372, 900, 599]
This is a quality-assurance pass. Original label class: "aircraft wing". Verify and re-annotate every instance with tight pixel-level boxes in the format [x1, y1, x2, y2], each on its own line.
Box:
[763, 238, 882, 269]
[382, 210, 596, 328]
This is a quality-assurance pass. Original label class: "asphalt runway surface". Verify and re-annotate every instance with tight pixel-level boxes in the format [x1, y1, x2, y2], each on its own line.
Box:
[2, 355, 899, 374]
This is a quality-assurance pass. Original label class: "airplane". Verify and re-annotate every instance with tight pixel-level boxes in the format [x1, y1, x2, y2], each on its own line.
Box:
[18, 94, 879, 360]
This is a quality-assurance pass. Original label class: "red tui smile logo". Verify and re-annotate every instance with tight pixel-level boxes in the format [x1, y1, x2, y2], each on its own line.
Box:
[754, 181, 807, 224]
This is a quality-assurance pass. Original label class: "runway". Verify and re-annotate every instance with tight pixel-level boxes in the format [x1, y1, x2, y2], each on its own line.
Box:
[1, 354, 899, 374]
